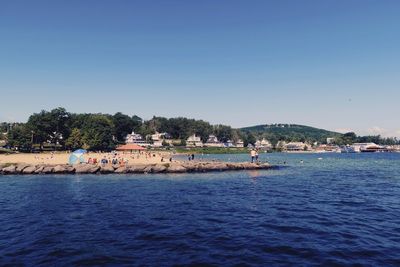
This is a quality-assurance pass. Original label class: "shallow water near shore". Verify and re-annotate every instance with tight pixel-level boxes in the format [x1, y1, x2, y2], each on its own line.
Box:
[1, 153, 400, 266]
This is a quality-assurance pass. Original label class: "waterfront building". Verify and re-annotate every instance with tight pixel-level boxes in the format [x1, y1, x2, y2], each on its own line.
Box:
[351, 143, 378, 153]
[285, 142, 309, 151]
[224, 140, 234, 148]
[150, 132, 170, 147]
[125, 131, 150, 146]
[352, 143, 386, 153]
[255, 138, 273, 150]
[315, 144, 341, 153]
[186, 134, 204, 147]
[204, 135, 224, 147]
[392, 145, 400, 152]
[235, 139, 244, 148]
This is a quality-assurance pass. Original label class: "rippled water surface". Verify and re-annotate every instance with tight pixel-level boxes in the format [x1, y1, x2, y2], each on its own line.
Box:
[1, 153, 400, 266]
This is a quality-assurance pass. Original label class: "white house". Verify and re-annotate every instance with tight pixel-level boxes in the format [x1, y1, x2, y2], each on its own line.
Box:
[186, 134, 204, 147]
[204, 135, 224, 147]
[151, 132, 171, 142]
[152, 140, 163, 148]
[235, 139, 244, 148]
[151, 132, 162, 142]
[125, 131, 150, 146]
[126, 131, 143, 143]
[255, 138, 272, 150]
[150, 132, 171, 147]
[224, 140, 234, 148]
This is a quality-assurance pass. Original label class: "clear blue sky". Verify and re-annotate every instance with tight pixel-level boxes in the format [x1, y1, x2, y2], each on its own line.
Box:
[1, 0, 399, 137]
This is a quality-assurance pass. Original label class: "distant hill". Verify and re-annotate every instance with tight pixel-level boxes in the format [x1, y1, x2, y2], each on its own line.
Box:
[240, 124, 342, 144]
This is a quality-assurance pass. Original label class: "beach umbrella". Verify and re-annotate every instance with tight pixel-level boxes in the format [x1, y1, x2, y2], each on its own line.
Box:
[69, 149, 87, 165]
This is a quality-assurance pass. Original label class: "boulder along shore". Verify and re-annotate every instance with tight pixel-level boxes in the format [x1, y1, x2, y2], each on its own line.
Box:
[0, 162, 275, 175]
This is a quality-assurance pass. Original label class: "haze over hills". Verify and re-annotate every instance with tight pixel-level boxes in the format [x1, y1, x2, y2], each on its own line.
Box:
[240, 124, 342, 144]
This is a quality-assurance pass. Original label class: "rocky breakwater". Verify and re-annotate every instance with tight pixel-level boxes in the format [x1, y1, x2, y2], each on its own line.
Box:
[0, 161, 275, 175]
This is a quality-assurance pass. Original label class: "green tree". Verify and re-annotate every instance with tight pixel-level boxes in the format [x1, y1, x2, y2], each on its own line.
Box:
[113, 112, 134, 142]
[195, 120, 213, 142]
[214, 125, 233, 143]
[243, 132, 256, 147]
[7, 124, 32, 151]
[132, 115, 143, 131]
[65, 128, 83, 150]
[26, 107, 71, 147]
[0, 123, 8, 135]
[81, 114, 115, 151]
[179, 139, 187, 146]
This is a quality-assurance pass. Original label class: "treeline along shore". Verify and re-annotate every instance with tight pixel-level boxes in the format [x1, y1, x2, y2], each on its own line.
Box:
[1, 107, 249, 152]
[1, 107, 399, 154]
[0, 161, 275, 175]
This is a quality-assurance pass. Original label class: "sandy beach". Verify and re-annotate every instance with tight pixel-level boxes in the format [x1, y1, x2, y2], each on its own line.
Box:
[0, 151, 174, 165]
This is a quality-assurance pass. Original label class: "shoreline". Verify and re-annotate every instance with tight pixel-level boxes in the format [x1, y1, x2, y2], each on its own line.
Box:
[0, 161, 276, 175]
[0, 151, 173, 165]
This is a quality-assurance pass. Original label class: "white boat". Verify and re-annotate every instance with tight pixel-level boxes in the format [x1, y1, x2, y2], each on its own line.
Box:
[340, 146, 356, 153]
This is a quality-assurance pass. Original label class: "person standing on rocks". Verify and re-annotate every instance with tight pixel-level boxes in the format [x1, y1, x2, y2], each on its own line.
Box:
[250, 149, 256, 163]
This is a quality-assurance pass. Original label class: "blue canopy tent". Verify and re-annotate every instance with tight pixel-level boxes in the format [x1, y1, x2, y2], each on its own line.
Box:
[69, 149, 87, 165]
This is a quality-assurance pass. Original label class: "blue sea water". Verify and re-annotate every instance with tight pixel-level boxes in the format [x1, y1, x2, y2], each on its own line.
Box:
[1, 153, 400, 266]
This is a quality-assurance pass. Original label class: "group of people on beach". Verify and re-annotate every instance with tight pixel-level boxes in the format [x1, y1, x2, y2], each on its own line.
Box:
[33, 151, 55, 163]
[85, 151, 173, 167]
[88, 153, 122, 167]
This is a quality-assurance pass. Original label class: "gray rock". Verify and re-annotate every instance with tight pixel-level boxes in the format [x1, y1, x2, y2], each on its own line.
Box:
[75, 164, 100, 174]
[100, 165, 115, 174]
[53, 165, 65, 173]
[16, 164, 30, 173]
[2, 165, 17, 174]
[114, 167, 128, 174]
[53, 165, 74, 174]
[34, 166, 45, 174]
[0, 160, 275, 175]
[127, 165, 147, 173]
[167, 164, 187, 173]
[66, 165, 76, 173]
[23, 166, 37, 174]
[181, 163, 198, 172]
[242, 163, 259, 170]
[152, 164, 167, 173]
[205, 163, 229, 171]
[42, 166, 54, 174]
[143, 165, 154, 173]
[227, 163, 244, 170]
